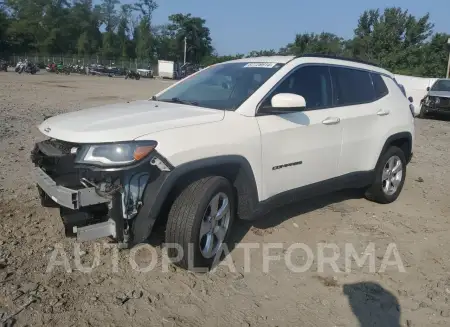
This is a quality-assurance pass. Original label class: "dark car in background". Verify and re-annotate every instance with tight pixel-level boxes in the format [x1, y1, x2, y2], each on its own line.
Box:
[419, 79, 450, 118]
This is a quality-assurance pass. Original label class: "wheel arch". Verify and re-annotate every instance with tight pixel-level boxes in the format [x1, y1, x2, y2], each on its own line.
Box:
[131, 155, 260, 244]
[379, 132, 413, 164]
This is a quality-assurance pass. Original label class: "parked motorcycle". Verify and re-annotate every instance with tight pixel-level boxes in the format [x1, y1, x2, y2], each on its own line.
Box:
[15, 60, 38, 74]
[55, 62, 70, 75]
[0, 60, 7, 72]
[19, 61, 38, 74]
[124, 70, 141, 80]
[46, 62, 57, 72]
[15, 60, 25, 73]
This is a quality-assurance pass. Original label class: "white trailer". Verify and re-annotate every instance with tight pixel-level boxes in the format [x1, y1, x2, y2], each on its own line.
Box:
[158, 60, 174, 79]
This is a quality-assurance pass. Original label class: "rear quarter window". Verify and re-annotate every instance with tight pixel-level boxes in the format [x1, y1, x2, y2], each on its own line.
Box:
[371, 73, 389, 99]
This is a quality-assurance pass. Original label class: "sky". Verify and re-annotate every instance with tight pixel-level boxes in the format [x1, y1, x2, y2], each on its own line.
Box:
[148, 0, 450, 55]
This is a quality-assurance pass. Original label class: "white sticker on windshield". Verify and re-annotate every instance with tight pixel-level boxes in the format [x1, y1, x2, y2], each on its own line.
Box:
[243, 62, 277, 68]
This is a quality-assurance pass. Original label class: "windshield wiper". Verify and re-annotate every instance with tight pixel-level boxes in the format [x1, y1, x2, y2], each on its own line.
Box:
[160, 97, 200, 106]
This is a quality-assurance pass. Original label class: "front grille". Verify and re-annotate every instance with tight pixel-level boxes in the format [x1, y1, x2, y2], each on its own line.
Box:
[438, 97, 450, 108]
[31, 139, 79, 179]
[45, 139, 78, 155]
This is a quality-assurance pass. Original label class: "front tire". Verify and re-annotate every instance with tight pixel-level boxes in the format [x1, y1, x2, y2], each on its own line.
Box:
[165, 176, 235, 270]
[419, 104, 427, 119]
[365, 146, 406, 204]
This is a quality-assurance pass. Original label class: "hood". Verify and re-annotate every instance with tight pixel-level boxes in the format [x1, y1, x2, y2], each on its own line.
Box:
[428, 91, 450, 98]
[38, 100, 225, 143]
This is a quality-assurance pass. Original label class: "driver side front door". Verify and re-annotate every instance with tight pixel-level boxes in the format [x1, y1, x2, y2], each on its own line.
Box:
[256, 65, 343, 200]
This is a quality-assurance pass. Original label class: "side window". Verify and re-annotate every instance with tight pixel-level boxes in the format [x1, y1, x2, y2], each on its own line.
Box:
[371, 73, 389, 99]
[330, 67, 375, 106]
[262, 65, 332, 110]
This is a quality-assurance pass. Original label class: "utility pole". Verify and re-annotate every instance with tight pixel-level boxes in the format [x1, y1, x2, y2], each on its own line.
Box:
[183, 37, 187, 65]
[447, 38, 450, 79]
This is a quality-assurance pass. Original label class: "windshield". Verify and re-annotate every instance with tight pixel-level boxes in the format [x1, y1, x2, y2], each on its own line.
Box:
[431, 79, 450, 92]
[154, 62, 284, 110]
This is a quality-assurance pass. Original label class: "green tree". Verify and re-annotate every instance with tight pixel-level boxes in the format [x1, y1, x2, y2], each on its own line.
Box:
[0, 2, 449, 78]
[135, 16, 152, 60]
[421, 33, 450, 77]
[71, 1, 102, 56]
[39, 0, 72, 54]
[279, 32, 344, 56]
[117, 4, 132, 58]
[167, 13, 213, 63]
[201, 53, 244, 66]
[0, 5, 10, 53]
[247, 49, 277, 57]
[101, 31, 116, 57]
[133, 0, 158, 61]
[100, 0, 119, 32]
[153, 24, 178, 61]
[350, 8, 434, 72]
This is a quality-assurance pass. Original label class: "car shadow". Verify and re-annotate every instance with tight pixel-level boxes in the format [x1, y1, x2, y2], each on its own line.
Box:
[226, 188, 364, 253]
[343, 282, 401, 327]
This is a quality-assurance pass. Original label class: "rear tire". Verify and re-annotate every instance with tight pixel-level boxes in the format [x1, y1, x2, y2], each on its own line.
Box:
[365, 146, 406, 204]
[165, 176, 235, 270]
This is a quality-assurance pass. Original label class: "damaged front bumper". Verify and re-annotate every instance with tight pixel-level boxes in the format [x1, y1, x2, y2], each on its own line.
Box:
[34, 167, 110, 210]
[33, 166, 117, 241]
[421, 96, 450, 114]
[30, 139, 174, 245]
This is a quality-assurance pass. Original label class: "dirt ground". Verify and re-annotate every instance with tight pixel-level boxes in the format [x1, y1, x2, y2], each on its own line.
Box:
[1, 71, 450, 327]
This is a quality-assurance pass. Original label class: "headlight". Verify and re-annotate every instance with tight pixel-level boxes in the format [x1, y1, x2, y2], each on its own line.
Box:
[75, 141, 157, 166]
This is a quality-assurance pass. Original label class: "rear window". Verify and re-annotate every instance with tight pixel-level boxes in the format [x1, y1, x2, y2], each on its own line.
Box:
[371, 73, 389, 99]
[330, 67, 375, 106]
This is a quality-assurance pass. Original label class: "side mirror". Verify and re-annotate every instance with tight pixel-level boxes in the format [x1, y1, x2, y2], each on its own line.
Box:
[260, 93, 306, 114]
[272, 93, 306, 109]
[408, 96, 413, 103]
[426, 87, 430, 91]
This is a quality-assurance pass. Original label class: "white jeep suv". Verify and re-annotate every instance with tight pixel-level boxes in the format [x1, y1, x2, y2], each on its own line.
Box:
[31, 55, 415, 270]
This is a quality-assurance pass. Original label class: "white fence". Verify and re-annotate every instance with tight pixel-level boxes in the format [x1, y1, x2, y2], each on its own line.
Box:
[394, 74, 438, 116]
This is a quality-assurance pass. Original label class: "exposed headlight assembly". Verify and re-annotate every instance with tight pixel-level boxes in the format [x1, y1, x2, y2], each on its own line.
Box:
[75, 141, 157, 167]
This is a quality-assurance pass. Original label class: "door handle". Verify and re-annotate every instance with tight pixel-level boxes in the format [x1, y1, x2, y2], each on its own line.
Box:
[377, 109, 390, 116]
[322, 117, 340, 125]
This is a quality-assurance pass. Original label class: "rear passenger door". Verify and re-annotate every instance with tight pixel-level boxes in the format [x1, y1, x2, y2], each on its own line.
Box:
[329, 66, 390, 175]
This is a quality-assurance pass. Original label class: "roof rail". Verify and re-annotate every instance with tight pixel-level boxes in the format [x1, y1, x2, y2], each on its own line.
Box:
[298, 53, 381, 68]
